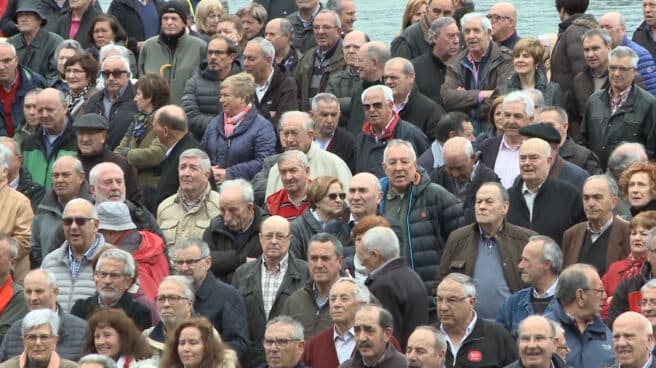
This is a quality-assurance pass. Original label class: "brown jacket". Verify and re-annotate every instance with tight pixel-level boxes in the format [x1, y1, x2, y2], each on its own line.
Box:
[562, 218, 630, 271]
[0, 182, 33, 285]
[294, 40, 346, 111]
[436, 222, 536, 292]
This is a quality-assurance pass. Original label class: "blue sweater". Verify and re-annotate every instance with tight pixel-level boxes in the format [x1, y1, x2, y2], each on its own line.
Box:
[623, 36, 656, 96]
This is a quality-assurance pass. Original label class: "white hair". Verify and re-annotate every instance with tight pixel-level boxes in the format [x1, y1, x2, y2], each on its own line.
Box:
[101, 54, 131, 76]
[503, 91, 535, 118]
[361, 85, 394, 103]
[249, 37, 276, 63]
[361, 226, 399, 260]
[461, 12, 492, 33]
[22, 309, 60, 337]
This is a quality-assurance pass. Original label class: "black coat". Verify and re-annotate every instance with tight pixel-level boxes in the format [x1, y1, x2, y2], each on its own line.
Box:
[107, 0, 165, 55]
[398, 86, 445, 141]
[633, 21, 656, 62]
[325, 127, 355, 172]
[84, 83, 139, 150]
[253, 67, 298, 127]
[154, 133, 202, 207]
[507, 176, 586, 245]
[559, 137, 603, 175]
[391, 21, 431, 60]
[53, 5, 102, 49]
[444, 317, 518, 368]
[290, 209, 350, 261]
[70, 292, 152, 330]
[16, 167, 45, 212]
[254, 0, 297, 19]
[411, 52, 448, 106]
[478, 135, 503, 171]
[607, 262, 651, 328]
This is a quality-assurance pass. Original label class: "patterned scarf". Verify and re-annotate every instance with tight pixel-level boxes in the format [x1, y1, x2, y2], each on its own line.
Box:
[66, 84, 91, 114]
[132, 112, 152, 141]
[223, 104, 251, 137]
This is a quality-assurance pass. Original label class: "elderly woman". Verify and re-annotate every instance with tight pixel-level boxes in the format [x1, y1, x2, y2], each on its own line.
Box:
[51, 40, 84, 92]
[401, 0, 428, 31]
[290, 176, 349, 260]
[236, 4, 267, 41]
[498, 38, 562, 107]
[158, 317, 238, 368]
[64, 52, 98, 119]
[83, 308, 153, 368]
[620, 161, 656, 216]
[201, 72, 276, 184]
[0, 309, 77, 368]
[195, 0, 224, 39]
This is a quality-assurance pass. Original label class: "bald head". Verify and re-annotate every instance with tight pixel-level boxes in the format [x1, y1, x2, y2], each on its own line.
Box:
[348, 172, 383, 219]
[153, 104, 188, 147]
[598, 12, 626, 47]
[261, 215, 290, 233]
[613, 311, 654, 367]
[443, 137, 476, 183]
[520, 138, 552, 189]
[344, 30, 368, 44]
[489, 2, 516, 43]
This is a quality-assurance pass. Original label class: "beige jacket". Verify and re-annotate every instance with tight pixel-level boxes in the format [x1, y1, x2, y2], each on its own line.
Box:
[0, 181, 34, 284]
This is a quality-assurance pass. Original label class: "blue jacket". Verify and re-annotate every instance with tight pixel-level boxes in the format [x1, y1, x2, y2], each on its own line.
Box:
[496, 286, 560, 337]
[623, 36, 656, 96]
[545, 302, 615, 368]
[201, 107, 277, 181]
[0, 65, 46, 137]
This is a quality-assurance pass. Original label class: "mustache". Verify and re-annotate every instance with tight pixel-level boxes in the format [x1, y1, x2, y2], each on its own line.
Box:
[358, 340, 372, 348]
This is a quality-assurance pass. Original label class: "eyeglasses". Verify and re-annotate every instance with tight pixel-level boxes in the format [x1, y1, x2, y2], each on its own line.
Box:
[639, 298, 656, 307]
[0, 56, 15, 65]
[261, 232, 290, 241]
[584, 287, 605, 297]
[65, 68, 86, 75]
[363, 102, 384, 110]
[62, 217, 96, 226]
[101, 70, 128, 79]
[94, 271, 127, 280]
[608, 65, 634, 73]
[156, 294, 188, 303]
[433, 296, 469, 306]
[24, 334, 53, 343]
[327, 192, 346, 201]
[263, 338, 299, 347]
[486, 14, 511, 22]
[172, 258, 204, 266]
[207, 49, 229, 56]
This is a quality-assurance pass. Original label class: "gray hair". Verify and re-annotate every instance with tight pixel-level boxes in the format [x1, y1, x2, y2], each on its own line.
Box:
[330, 277, 372, 303]
[361, 226, 399, 260]
[413, 326, 447, 352]
[317, 9, 341, 28]
[584, 174, 619, 197]
[25, 269, 59, 290]
[89, 162, 123, 187]
[525, 88, 545, 110]
[479, 181, 510, 202]
[607, 143, 647, 180]
[311, 92, 340, 111]
[582, 28, 612, 47]
[641, 278, 656, 294]
[98, 44, 130, 65]
[179, 148, 211, 173]
[609, 46, 639, 68]
[78, 354, 118, 368]
[556, 264, 595, 304]
[326, 0, 352, 14]
[266, 315, 305, 340]
[503, 91, 534, 118]
[441, 272, 476, 298]
[220, 179, 255, 203]
[173, 238, 211, 259]
[21, 309, 60, 337]
[277, 18, 293, 36]
[648, 227, 656, 252]
[279, 111, 315, 131]
[161, 275, 196, 302]
[519, 315, 556, 338]
[386, 57, 414, 76]
[528, 235, 563, 274]
[361, 84, 394, 103]
[0, 137, 22, 158]
[54, 39, 83, 61]
[428, 17, 457, 41]
[363, 41, 391, 66]
[357, 304, 394, 329]
[461, 12, 492, 33]
[0, 143, 10, 170]
[309, 232, 344, 257]
[540, 105, 568, 125]
[54, 155, 84, 176]
[277, 150, 309, 169]
[96, 248, 136, 277]
[25, 87, 44, 100]
[249, 37, 276, 63]
[0, 234, 18, 259]
[101, 54, 131, 76]
[383, 139, 417, 163]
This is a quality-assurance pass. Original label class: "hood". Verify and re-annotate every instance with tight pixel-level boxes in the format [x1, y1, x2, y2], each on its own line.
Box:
[132, 231, 167, 264]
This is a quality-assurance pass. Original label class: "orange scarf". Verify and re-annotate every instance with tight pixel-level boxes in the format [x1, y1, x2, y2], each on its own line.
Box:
[19, 350, 61, 368]
[0, 276, 14, 314]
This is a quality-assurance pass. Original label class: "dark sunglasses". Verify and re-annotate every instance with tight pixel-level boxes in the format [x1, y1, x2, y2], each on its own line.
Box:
[363, 102, 384, 110]
[327, 193, 346, 200]
[101, 70, 128, 79]
[62, 217, 96, 226]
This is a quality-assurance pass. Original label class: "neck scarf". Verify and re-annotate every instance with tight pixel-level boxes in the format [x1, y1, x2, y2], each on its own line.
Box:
[66, 84, 91, 114]
[223, 104, 251, 137]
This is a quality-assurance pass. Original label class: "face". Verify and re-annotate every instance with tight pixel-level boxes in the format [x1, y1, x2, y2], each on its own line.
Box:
[52, 158, 85, 200]
[330, 281, 359, 325]
[488, 4, 514, 42]
[609, 55, 636, 92]
[57, 48, 76, 76]
[102, 58, 130, 95]
[23, 94, 40, 126]
[204, 10, 221, 34]
[37, 89, 68, 134]
[16, 12, 41, 34]
[93, 21, 115, 47]
[628, 172, 654, 208]
[219, 86, 247, 117]
[519, 140, 551, 186]
[463, 18, 490, 56]
[94, 326, 120, 358]
[406, 329, 445, 368]
[640, 287, 656, 329]
[91, 165, 126, 203]
[599, 15, 625, 47]
[156, 280, 192, 325]
[279, 158, 310, 195]
[645, 0, 656, 27]
[539, 110, 567, 143]
[178, 327, 205, 367]
[313, 100, 340, 137]
[582, 35, 611, 72]
[340, 0, 357, 33]
[436, 278, 474, 330]
[518, 240, 547, 285]
[23, 324, 57, 364]
[411, 4, 427, 24]
[356, 46, 377, 81]
[161, 13, 185, 35]
[178, 156, 210, 196]
[354, 309, 391, 362]
[0, 141, 21, 179]
[77, 128, 106, 156]
[582, 178, 616, 224]
[383, 144, 418, 193]
[265, 20, 289, 53]
[384, 62, 413, 98]
[514, 51, 537, 75]
[260, 218, 291, 262]
[517, 318, 555, 368]
[432, 22, 460, 60]
[348, 174, 382, 218]
[219, 186, 253, 233]
[582, 269, 605, 317]
[241, 14, 263, 40]
[62, 201, 98, 250]
[207, 38, 234, 73]
[443, 149, 474, 184]
[95, 257, 131, 304]
[65, 62, 90, 93]
[313, 13, 341, 50]
[474, 184, 509, 226]
[363, 89, 393, 129]
[280, 118, 313, 152]
[173, 245, 211, 286]
[503, 101, 532, 138]
[613, 315, 654, 368]
[308, 241, 342, 284]
[630, 226, 650, 256]
[343, 32, 366, 67]
[244, 42, 270, 81]
[315, 182, 344, 217]
[493, 104, 505, 132]
[217, 22, 242, 45]
[462, 121, 475, 143]
[427, 0, 454, 24]
[23, 272, 57, 310]
[264, 323, 304, 368]
[134, 88, 152, 113]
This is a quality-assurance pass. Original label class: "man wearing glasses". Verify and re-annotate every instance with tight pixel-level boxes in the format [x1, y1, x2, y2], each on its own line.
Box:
[263, 316, 305, 368]
[170, 238, 249, 358]
[486, 2, 519, 49]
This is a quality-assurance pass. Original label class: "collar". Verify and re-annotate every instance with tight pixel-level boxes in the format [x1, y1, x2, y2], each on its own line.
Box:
[1, 70, 19, 92]
[369, 257, 398, 278]
[522, 178, 546, 194]
[609, 83, 632, 101]
[263, 252, 289, 272]
[67, 234, 102, 261]
[362, 111, 400, 142]
[587, 216, 614, 235]
[256, 68, 275, 93]
[477, 222, 504, 239]
[103, 84, 128, 102]
[333, 325, 355, 340]
[440, 311, 477, 342]
[393, 90, 411, 113]
[299, 4, 321, 27]
[533, 278, 559, 298]
[500, 134, 521, 150]
[9, 174, 19, 190]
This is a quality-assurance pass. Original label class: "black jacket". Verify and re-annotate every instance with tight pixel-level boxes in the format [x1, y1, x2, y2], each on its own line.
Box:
[16, 167, 45, 212]
[340, 342, 407, 368]
[253, 66, 299, 127]
[559, 137, 603, 175]
[398, 86, 445, 141]
[107, 0, 165, 55]
[155, 133, 202, 207]
[633, 21, 656, 63]
[70, 292, 152, 330]
[444, 317, 518, 368]
[391, 21, 431, 61]
[479, 135, 503, 171]
[607, 261, 651, 328]
[325, 127, 355, 172]
[503, 355, 567, 368]
[507, 176, 586, 245]
[53, 5, 102, 49]
[290, 209, 350, 261]
[497, 68, 563, 108]
[84, 83, 139, 150]
[411, 51, 448, 106]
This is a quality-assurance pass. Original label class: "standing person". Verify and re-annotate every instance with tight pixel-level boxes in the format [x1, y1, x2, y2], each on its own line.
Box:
[53, 0, 102, 49]
[262, 317, 306, 368]
[488, 2, 519, 49]
[610, 312, 656, 368]
[633, 0, 656, 61]
[391, 0, 454, 60]
[107, 0, 163, 56]
[326, 30, 367, 126]
[194, 0, 225, 40]
[0, 235, 28, 344]
[265, 18, 302, 74]
[63, 53, 98, 121]
[619, 161, 656, 216]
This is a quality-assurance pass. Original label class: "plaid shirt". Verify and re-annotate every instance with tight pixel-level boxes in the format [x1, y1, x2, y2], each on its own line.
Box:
[67, 234, 102, 279]
[262, 254, 289, 318]
[609, 84, 632, 114]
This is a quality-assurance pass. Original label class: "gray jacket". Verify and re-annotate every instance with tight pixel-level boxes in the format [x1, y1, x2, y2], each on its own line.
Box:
[326, 69, 362, 119]
[7, 29, 63, 80]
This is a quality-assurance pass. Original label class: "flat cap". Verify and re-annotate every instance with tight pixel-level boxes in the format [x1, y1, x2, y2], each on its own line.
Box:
[73, 114, 109, 130]
[519, 123, 561, 144]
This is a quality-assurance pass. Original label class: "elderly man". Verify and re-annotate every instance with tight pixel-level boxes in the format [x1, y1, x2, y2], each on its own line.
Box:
[507, 138, 586, 244]
[69, 248, 151, 330]
[611, 312, 656, 368]
[391, 0, 454, 60]
[294, 10, 346, 111]
[639, 279, 656, 341]
[354, 85, 429, 177]
[430, 136, 499, 223]
[441, 13, 513, 133]
[634, 0, 656, 60]
[0, 137, 45, 211]
[281, 233, 343, 338]
[562, 175, 630, 274]
[504, 315, 567, 368]
[436, 273, 517, 367]
[232, 215, 309, 368]
[181, 35, 239, 141]
[419, 111, 474, 171]
[0, 309, 77, 368]
[263, 316, 306, 368]
[244, 37, 298, 126]
[360, 226, 427, 349]
[311, 93, 355, 171]
[266, 150, 311, 222]
[53, 0, 100, 49]
[438, 182, 535, 320]
[0, 269, 87, 362]
[139, 2, 206, 104]
[497, 235, 563, 337]
[171, 238, 249, 356]
[340, 305, 406, 368]
[157, 148, 220, 249]
[406, 326, 446, 368]
[488, 2, 519, 49]
[264, 18, 301, 74]
[203, 179, 268, 282]
[384, 57, 444, 140]
[326, 0, 356, 34]
[326, 30, 367, 123]
[546, 264, 615, 368]
[412, 17, 460, 106]
[600, 12, 656, 96]
[84, 57, 138, 150]
[41, 198, 108, 312]
[581, 46, 656, 168]
[0, 235, 27, 344]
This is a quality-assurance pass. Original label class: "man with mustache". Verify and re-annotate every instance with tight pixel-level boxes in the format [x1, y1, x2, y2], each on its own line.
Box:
[504, 315, 567, 368]
[610, 312, 656, 368]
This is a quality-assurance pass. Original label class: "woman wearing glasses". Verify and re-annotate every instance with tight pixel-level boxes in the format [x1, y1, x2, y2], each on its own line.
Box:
[63, 52, 98, 120]
[290, 176, 349, 261]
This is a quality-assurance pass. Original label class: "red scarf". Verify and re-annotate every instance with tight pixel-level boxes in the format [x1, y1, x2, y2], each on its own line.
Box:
[361, 111, 400, 142]
[223, 104, 251, 137]
[0, 276, 14, 314]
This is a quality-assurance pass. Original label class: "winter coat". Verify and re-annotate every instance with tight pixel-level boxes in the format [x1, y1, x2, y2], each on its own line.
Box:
[295, 40, 347, 111]
[623, 36, 656, 96]
[254, 0, 296, 19]
[633, 21, 656, 61]
[562, 219, 630, 272]
[107, 0, 165, 55]
[398, 86, 445, 141]
[0, 281, 27, 346]
[286, 10, 318, 53]
[53, 5, 103, 49]
[340, 342, 407, 368]
[443, 317, 517, 368]
[497, 68, 563, 108]
[323, 127, 356, 172]
[115, 230, 170, 301]
[0, 65, 46, 137]
[253, 67, 298, 126]
[7, 28, 63, 80]
[279, 279, 332, 338]
[496, 287, 560, 338]
[16, 167, 46, 212]
[326, 69, 361, 122]
[290, 209, 350, 261]
[70, 291, 152, 330]
[84, 83, 138, 150]
[607, 262, 653, 328]
[21, 121, 77, 190]
[411, 51, 448, 106]
[0, 182, 33, 285]
[390, 20, 431, 61]
[559, 137, 603, 175]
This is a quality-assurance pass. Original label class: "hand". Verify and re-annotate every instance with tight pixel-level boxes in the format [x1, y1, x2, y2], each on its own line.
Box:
[211, 166, 226, 184]
[480, 90, 494, 99]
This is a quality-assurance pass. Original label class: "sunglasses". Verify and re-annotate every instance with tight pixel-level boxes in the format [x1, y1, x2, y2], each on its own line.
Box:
[327, 193, 346, 200]
[363, 102, 384, 110]
[101, 70, 128, 79]
[62, 217, 96, 226]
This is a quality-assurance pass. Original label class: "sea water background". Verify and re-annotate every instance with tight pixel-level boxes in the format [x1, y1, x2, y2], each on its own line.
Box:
[99, 0, 644, 46]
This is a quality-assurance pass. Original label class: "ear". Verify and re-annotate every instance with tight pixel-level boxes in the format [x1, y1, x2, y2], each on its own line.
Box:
[89, 184, 96, 196]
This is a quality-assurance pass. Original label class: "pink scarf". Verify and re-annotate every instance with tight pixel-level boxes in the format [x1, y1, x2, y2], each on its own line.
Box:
[223, 104, 251, 137]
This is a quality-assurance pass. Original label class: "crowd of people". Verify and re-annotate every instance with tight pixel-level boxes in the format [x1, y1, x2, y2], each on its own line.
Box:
[0, 0, 656, 367]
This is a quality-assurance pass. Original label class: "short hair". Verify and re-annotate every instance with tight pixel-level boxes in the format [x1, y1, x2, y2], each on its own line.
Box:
[161, 275, 196, 302]
[98, 44, 130, 66]
[609, 46, 639, 68]
[179, 148, 211, 173]
[236, 3, 268, 25]
[309, 232, 344, 257]
[22, 309, 60, 337]
[351, 216, 391, 239]
[316, 9, 341, 28]
[413, 326, 447, 352]
[278, 18, 293, 36]
[331, 277, 372, 303]
[89, 162, 123, 187]
[362, 226, 399, 260]
[631, 211, 656, 233]
[248, 37, 275, 62]
[582, 28, 612, 46]
[512, 38, 545, 65]
[361, 84, 394, 103]
[219, 179, 255, 204]
[25, 87, 43, 100]
[87, 14, 127, 46]
[64, 52, 99, 84]
[307, 176, 343, 207]
[518, 316, 556, 338]
[503, 91, 534, 118]
[357, 304, 394, 329]
[528, 235, 563, 274]
[219, 15, 244, 35]
[383, 139, 417, 163]
[556, 0, 589, 16]
[101, 54, 131, 75]
[174, 238, 211, 259]
[428, 17, 457, 41]
[540, 105, 568, 125]
[608, 144, 647, 180]
[386, 57, 414, 76]
[461, 12, 491, 33]
[55, 40, 83, 61]
[649, 227, 656, 252]
[584, 174, 619, 197]
[156, 106, 188, 132]
[195, 0, 224, 34]
[135, 73, 170, 110]
[78, 354, 118, 368]
[25, 269, 58, 290]
[440, 272, 476, 298]
[221, 72, 256, 100]
[556, 264, 594, 305]
[619, 161, 656, 198]
[364, 42, 391, 66]
[0, 143, 10, 170]
[479, 181, 509, 202]
[311, 92, 340, 111]
[266, 316, 304, 340]
[641, 278, 656, 294]
[279, 111, 315, 131]
[435, 111, 468, 143]
[525, 88, 545, 110]
[96, 248, 136, 278]
[277, 150, 309, 169]
[208, 34, 238, 55]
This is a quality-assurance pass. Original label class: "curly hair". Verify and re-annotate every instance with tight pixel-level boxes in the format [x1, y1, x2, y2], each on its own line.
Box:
[352, 215, 391, 239]
[83, 308, 152, 360]
[619, 161, 656, 198]
[306, 176, 343, 208]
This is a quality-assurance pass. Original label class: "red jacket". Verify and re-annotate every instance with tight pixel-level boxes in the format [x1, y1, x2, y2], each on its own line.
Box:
[132, 231, 170, 300]
[601, 255, 645, 320]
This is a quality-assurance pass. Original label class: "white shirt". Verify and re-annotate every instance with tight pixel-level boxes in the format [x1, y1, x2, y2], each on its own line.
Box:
[441, 312, 478, 358]
[255, 68, 275, 102]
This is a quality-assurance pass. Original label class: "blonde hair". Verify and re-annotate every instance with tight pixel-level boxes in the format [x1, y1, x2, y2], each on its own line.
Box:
[220, 72, 255, 100]
[195, 0, 224, 34]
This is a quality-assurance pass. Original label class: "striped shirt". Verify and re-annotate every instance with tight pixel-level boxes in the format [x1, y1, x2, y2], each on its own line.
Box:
[67, 234, 102, 280]
[262, 254, 289, 319]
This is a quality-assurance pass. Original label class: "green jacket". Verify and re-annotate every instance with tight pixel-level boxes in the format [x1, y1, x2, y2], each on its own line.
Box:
[21, 122, 77, 190]
[279, 279, 331, 338]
